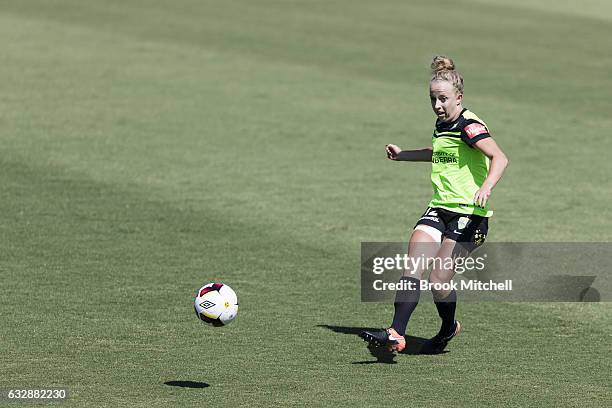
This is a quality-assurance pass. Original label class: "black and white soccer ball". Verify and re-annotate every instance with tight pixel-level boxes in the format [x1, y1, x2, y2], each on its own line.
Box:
[194, 282, 238, 326]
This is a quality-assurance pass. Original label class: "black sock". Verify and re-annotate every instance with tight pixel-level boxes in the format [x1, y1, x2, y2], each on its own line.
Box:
[390, 276, 421, 336]
[434, 289, 457, 335]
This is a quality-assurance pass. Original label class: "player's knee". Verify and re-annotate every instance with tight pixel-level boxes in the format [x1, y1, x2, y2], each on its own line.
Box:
[429, 273, 452, 299]
[429, 270, 448, 285]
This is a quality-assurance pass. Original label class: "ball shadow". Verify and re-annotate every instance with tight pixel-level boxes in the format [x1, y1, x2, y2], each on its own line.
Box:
[164, 380, 210, 389]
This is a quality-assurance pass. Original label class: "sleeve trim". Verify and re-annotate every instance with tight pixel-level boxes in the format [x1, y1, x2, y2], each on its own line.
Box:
[466, 133, 491, 146]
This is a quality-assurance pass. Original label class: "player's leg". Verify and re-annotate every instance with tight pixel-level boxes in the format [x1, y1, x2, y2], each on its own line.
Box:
[420, 237, 465, 353]
[423, 215, 488, 353]
[430, 238, 466, 330]
[361, 228, 441, 351]
[361, 208, 444, 352]
[388, 227, 441, 339]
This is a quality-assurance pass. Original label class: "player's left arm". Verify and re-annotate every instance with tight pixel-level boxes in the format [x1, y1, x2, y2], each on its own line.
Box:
[473, 138, 509, 208]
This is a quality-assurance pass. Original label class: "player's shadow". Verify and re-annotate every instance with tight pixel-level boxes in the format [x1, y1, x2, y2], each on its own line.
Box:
[164, 380, 210, 389]
[317, 325, 431, 364]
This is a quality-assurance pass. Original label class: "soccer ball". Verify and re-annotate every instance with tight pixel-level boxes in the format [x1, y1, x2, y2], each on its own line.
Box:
[194, 282, 238, 326]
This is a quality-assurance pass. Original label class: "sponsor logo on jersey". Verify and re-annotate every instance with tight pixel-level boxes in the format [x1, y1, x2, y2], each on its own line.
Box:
[432, 152, 458, 164]
[464, 123, 488, 139]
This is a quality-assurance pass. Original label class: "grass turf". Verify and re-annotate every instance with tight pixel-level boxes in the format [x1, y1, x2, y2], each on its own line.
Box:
[0, 1, 611, 406]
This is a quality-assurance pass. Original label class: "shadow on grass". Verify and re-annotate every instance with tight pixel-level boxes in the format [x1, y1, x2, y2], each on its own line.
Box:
[318, 324, 439, 364]
[164, 380, 210, 388]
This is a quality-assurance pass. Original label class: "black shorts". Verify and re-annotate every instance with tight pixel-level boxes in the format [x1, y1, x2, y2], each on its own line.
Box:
[414, 207, 488, 250]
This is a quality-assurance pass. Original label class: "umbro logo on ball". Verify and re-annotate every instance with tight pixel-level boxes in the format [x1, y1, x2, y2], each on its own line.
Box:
[200, 300, 215, 309]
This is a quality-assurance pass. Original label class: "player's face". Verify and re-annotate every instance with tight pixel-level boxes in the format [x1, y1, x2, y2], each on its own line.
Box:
[430, 80, 463, 123]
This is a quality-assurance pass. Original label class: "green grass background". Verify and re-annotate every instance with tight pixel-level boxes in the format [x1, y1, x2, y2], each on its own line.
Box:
[0, 0, 610, 406]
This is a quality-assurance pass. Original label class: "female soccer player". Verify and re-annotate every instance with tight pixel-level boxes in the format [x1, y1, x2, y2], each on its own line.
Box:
[361, 56, 508, 354]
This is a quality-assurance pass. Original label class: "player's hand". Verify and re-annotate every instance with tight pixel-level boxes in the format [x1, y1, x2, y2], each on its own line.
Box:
[385, 144, 401, 160]
[473, 185, 492, 208]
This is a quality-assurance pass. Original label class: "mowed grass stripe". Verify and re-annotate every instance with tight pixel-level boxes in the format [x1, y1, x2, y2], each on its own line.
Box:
[1, 153, 610, 407]
[0, 9, 610, 243]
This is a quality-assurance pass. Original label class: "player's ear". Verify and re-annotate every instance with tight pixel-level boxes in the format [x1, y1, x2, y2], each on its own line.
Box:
[456, 92, 463, 105]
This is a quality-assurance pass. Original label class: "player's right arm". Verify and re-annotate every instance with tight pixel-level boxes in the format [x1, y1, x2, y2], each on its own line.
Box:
[386, 144, 432, 162]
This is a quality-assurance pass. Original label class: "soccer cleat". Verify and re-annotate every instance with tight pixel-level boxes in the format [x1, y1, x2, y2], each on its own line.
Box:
[360, 328, 406, 353]
[421, 320, 461, 354]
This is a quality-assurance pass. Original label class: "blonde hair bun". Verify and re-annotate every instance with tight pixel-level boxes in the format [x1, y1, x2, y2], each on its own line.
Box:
[430, 55, 463, 94]
[431, 55, 455, 73]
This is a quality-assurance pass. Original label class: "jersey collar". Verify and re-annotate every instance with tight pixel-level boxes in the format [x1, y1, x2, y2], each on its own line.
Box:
[435, 108, 468, 131]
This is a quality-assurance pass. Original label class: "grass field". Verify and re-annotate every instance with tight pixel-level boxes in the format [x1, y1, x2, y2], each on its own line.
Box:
[1, 1, 611, 406]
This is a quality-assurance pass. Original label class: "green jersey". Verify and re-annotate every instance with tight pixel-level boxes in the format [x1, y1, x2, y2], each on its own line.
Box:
[428, 108, 493, 217]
